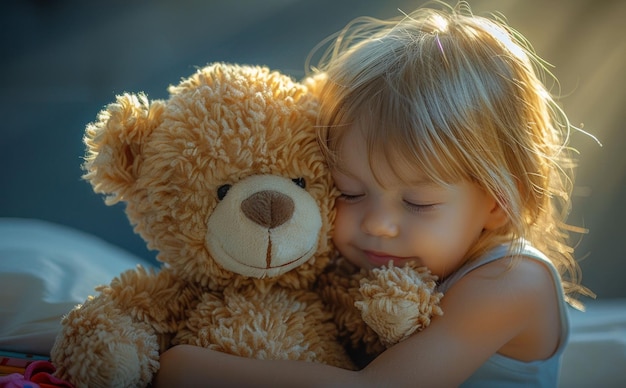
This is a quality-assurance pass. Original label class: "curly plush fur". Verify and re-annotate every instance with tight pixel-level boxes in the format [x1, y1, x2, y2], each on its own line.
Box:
[51, 63, 354, 388]
[318, 257, 443, 366]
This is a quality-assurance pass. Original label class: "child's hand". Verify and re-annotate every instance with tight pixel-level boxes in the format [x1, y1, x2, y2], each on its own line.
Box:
[355, 263, 443, 347]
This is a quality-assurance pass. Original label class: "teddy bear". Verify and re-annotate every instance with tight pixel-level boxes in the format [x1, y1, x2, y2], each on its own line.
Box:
[50, 63, 356, 388]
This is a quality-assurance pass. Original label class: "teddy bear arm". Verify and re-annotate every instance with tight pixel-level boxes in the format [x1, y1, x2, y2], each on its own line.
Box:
[356, 264, 443, 348]
[318, 263, 386, 358]
[51, 267, 201, 387]
[51, 293, 160, 388]
[101, 266, 200, 334]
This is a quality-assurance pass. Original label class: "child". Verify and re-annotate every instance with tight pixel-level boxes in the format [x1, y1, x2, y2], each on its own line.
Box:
[154, 1, 594, 386]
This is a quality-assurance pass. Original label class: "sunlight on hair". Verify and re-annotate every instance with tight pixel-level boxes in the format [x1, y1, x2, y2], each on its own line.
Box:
[308, 1, 603, 310]
[431, 14, 449, 33]
[475, 18, 527, 62]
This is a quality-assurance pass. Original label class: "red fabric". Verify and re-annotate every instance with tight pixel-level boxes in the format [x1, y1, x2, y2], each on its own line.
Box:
[0, 361, 73, 388]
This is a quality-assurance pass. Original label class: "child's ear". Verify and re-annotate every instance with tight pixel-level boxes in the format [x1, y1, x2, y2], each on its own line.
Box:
[82, 92, 165, 205]
[484, 198, 509, 231]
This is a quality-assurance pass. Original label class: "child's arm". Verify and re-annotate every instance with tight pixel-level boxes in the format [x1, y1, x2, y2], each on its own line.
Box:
[153, 257, 558, 387]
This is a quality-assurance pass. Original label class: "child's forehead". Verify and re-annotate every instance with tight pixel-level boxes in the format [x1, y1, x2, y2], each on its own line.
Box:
[332, 157, 449, 194]
[333, 127, 448, 187]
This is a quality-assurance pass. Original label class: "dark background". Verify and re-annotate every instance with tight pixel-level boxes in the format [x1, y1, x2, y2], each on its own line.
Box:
[1, 0, 624, 299]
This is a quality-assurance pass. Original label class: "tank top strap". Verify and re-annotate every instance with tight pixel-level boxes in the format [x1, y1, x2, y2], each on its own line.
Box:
[437, 239, 551, 294]
[437, 239, 570, 353]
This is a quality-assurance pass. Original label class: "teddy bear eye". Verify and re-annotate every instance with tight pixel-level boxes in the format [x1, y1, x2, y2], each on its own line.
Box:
[217, 184, 232, 200]
[292, 178, 306, 189]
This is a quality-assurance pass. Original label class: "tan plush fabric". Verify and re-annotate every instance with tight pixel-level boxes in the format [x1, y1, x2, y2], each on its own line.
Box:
[319, 258, 443, 363]
[51, 63, 353, 388]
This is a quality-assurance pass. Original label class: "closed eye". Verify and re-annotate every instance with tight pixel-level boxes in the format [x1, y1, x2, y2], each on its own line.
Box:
[403, 200, 437, 214]
[338, 193, 364, 203]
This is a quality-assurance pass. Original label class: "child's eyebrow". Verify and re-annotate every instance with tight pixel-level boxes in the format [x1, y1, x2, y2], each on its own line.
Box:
[406, 178, 441, 187]
[387, 170, 441, 187]
[330, 166, 357, 178]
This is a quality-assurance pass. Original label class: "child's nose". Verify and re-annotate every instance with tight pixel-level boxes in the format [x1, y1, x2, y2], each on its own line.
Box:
[361, 203, 399, 238]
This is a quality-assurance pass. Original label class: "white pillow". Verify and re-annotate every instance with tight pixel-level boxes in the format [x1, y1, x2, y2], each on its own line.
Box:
[0, 218, 153, 356]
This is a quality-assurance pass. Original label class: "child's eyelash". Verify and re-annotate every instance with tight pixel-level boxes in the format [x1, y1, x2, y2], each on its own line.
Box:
[338, 193, 363, 202]
[403, 200, 436, 213]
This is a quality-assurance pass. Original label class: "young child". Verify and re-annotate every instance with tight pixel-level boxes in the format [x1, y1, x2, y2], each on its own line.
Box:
[155, 1, 594, 386]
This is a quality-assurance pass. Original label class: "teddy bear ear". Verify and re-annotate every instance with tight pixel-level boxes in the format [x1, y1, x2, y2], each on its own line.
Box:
[302, 72, 328, 99]
[82, 92, 165, 205]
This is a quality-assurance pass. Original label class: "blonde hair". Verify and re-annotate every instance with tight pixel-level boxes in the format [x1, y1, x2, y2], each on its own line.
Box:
[309, 1, 593, 307]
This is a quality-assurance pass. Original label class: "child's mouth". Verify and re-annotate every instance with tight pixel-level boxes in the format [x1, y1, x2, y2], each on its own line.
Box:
[364, 250, 405, 267]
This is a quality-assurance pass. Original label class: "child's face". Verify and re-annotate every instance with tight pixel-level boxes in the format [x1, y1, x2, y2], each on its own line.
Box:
[331, 127, 500, 279]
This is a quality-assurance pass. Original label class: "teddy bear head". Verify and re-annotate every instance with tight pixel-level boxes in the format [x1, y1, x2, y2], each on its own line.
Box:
[83, 63, 335, 290]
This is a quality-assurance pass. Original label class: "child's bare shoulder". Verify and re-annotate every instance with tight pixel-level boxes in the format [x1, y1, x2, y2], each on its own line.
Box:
[452, 256, 558, 303]
[440, 255, 560, 354]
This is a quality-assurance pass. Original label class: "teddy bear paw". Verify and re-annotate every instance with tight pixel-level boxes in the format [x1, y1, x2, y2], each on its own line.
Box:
[355, 263, 443, 347]
[51, 301, 160, 388]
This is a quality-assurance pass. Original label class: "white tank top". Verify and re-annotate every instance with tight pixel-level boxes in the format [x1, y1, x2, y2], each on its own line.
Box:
[437, 239, 570, 387]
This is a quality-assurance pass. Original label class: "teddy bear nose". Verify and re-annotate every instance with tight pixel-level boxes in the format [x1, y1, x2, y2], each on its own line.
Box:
[241, 190, 295, 229]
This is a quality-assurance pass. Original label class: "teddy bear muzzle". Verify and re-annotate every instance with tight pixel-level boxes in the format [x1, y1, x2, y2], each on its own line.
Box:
[206, 174, 322, 279]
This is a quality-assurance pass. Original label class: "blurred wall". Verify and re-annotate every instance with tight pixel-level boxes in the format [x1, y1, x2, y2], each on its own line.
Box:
[1, 0, 624, 299]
